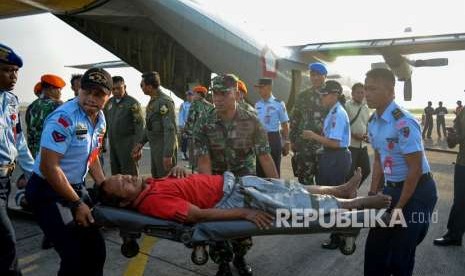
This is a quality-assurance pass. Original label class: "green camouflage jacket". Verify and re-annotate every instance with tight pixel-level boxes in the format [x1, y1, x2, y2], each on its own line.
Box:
[194, 105, 270, 176]
[184, 98, 214, 137]
[289, 87, 328, 153]
[25, 97, 61, 157]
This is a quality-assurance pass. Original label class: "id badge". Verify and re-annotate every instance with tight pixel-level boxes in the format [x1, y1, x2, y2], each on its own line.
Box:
[383, 156, 393, 175]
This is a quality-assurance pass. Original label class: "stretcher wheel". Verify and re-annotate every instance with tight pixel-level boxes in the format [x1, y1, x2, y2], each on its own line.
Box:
[191, 246, 208, 265]
[339, 236, 356, 255]
[121, 239, 140, 258]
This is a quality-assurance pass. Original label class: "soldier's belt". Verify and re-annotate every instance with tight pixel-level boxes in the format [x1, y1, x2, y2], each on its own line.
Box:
[0, 163, 15, 178]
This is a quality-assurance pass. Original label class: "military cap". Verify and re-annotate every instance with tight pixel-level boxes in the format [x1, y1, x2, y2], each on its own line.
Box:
[193, 85, 208, 95]
[41, 74, 66, 88]
[186, 90, 194, 96]
[238, 80, 248, 95]
[0, 43, 23, 68]
[81, 67, 113, 94]
[318, 80, 342, 95]
[308, 62, 327, 75]
[211, 73, 238, 92]
[254, 78, 272, 87]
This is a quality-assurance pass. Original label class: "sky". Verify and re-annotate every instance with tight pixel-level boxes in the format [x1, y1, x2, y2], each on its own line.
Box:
[1, 0, 465, 108]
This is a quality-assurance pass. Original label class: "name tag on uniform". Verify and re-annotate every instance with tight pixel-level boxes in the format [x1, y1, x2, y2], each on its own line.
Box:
[76, 123, 88, 139]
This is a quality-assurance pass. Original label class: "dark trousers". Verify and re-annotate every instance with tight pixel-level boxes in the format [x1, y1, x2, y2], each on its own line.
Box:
[257, 132, 281, 177]
[209, 238, 252, 264]
[317, 149, 352, 186]
[364, 177, 437, 276]
[437, 117, 447, 138]
[348, 146, 371, 186]
[446, 164, 465, 238]
[422, 117, 433, 138]
[25, 174, 106, 276]
[181, 136, 189, 155]
[0, 177, 21, 276]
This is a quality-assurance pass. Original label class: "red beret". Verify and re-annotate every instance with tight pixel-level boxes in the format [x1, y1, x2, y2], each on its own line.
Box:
[237, 80, 248, 95]
[41, 74, 66, 88]
[193, 85, 208, 95]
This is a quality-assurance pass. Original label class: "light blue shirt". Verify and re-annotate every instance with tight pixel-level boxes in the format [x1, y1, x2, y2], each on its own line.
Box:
[178, 101, 191, 128]
[0, 91, 34, 176]
[33, 98, 106, 184]
[368, 101, 430, 182]
[255, 95, 289, 132]
[323, 101, 350, 148]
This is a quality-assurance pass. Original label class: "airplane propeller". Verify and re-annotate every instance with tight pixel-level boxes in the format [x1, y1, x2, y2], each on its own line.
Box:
[372, 56, 448, 101]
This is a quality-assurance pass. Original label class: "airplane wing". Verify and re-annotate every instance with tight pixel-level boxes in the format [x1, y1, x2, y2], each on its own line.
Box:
[288, 33, 465, 100]
[0, 0, 103, 19]
[65, 60, 129, 69]
[290, 33, 465, 62]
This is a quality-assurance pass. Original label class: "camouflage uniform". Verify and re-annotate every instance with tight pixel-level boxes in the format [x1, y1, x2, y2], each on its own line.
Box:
[194, 105, 271, 176]
[104, 94, 144, 175]
[194, 75, 270, 269]
[25, 97, 61, 157]
[184, 97, 214, 170]
[238, 99, 256, 114]
[289, 87, 327, 185]
[140, 89, 177, 178]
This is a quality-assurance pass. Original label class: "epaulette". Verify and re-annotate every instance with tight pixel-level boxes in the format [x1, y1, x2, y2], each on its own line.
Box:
[391, 108, 405, 120]
[273, 98, 282, 103]
[331, 107, 337, 114]
[368, 113, 375, 123]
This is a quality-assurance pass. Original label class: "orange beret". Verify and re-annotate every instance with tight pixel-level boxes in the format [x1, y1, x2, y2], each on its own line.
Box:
[33, 82, 42, 96]
[193, 85, 208, 95]
[237, 80, 247, 96]
[41, 74, 66, 88]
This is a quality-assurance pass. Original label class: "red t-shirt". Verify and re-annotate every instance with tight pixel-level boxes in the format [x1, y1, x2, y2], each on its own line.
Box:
[133, 174, 224, 222]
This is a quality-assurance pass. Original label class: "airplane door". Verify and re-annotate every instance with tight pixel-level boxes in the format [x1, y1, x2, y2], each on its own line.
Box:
[286, 69, 302, 111]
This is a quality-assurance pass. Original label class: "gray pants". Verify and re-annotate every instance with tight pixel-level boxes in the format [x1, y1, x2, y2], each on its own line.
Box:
[215, 172, 339, 215]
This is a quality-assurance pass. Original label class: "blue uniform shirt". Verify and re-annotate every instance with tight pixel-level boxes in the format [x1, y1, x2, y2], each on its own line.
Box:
[323, 101, 350, 148]
[178, 101, 191, 128]
[0, 91, 34, 176]
[255, 95, 289, 132]
[368, 101, 430, 182]
[33, 98, 106, 184]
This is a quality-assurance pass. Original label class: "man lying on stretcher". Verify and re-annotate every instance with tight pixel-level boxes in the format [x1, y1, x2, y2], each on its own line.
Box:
[99, 167, 391, 229]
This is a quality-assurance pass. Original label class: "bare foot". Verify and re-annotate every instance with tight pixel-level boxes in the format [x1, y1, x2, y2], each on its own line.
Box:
[353, 194, 392, 209]
[337, 167, 362, 198]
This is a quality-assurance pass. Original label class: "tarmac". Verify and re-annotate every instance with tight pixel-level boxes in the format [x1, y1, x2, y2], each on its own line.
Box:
[8, 126, 465, 276]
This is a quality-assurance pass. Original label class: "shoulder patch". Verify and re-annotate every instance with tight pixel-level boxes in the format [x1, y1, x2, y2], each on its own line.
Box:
[52, 131, 66, 142]
[392, 108, 405, 120]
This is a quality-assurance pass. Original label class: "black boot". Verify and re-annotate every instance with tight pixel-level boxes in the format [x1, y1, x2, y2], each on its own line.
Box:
[233, 256, 253, 276]
[321, 234, 340, 249]
[216, 262, 232, 276]
[433, 232, 462, 246]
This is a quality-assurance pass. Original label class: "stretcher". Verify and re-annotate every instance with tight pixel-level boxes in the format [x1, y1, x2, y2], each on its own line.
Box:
[92, 205, 373, 265]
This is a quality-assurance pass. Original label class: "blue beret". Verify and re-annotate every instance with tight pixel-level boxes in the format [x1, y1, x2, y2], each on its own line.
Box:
[0, 43, 23, 68]
[308, 62, 327, 75]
